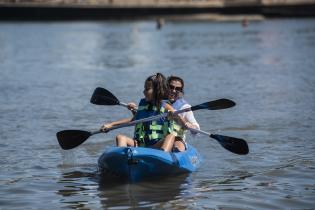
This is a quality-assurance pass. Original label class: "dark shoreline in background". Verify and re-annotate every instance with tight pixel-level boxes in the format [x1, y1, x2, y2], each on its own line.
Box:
[0, 3, 314, 21]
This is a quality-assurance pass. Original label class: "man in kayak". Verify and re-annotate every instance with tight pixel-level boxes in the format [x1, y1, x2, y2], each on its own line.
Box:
[166, 75, 200, 152]
[101, 73, 175, 152]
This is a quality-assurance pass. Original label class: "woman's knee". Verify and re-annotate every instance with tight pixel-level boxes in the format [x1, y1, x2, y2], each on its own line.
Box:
[174, 138, 186, 152]
[116, 134, 125, 140]
[116, 134, 126, 144]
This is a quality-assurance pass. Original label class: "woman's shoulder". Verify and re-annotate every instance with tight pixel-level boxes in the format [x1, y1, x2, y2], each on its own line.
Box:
[178, 98, 189, 105]
[173, 98, 191, 109]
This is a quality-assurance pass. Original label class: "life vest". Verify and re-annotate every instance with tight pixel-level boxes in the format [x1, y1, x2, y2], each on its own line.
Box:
[169, 98, 189, 138]
[133, 99, 169, 147]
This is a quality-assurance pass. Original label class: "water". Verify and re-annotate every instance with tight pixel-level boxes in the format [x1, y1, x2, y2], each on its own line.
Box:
[0, 19, 315, 209]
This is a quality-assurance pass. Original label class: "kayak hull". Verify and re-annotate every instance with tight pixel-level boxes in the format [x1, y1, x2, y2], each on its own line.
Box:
[98, 144, 202, 182]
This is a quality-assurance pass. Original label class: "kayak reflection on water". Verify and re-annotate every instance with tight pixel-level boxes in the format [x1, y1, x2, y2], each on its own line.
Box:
[98, 174, 191, 209]
[56, 169, 192, 209]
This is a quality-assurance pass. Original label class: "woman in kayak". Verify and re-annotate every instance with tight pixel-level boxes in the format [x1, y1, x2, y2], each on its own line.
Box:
[101, 73, 175, 151]
[166, 75, 200, 152]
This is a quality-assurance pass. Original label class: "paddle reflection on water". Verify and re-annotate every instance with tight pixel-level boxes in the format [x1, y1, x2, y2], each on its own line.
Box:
[56, 170, 99, 209]
[57, 169, 190, 209]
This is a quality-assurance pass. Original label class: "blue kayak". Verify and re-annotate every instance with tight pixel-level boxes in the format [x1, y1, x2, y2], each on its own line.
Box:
[98, 144, 202, 182]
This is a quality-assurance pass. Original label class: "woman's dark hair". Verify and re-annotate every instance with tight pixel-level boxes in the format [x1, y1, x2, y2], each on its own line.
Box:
[145, 73, 168, 110]
[167, 75, 185, 94]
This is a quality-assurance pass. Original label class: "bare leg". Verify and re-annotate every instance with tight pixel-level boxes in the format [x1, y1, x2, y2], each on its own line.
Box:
[173, 137, 186, 152]
[116, 134, 136, 147]
[153, 134, 175, 152]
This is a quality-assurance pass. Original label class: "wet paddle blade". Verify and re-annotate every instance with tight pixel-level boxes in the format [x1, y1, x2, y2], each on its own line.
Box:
[90, 87, 120, 105]
[191, 99, 236, 111]
[56, 130, 91, 150]
[210, 134, 249, 155]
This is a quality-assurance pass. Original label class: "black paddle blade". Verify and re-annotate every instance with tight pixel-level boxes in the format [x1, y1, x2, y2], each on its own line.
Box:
[191, 99, 236, 111]
[56, 130, 91, 150]
[90, 87, 120, 105]
[210, 134, 249, 155]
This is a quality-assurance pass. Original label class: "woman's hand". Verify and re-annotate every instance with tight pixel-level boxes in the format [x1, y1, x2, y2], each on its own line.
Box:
[184, 122, 199, 134]
[101, 123, 113, 133]
[127, 102, 137, 111]
[183, 122, 195, 129]
[100, 118, 132, 132]
[127, 102, 137, 115]
[167, 109, 179, 121]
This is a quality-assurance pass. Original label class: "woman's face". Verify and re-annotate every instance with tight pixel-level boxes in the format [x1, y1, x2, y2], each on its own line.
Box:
[168, 80, 183, 102]
[143, 82, 153, 102]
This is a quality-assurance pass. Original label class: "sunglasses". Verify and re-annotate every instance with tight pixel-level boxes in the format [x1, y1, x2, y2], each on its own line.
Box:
[169, 84, 183, 92]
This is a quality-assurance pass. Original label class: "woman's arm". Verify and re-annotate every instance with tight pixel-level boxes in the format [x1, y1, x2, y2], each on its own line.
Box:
[180, 104, 200, 131]
[101, 118, 132, 131]
[184, 111, 200, 129]
[164, 103, 190, 128]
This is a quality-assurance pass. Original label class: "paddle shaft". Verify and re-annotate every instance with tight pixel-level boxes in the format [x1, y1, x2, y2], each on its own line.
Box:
[91, 130, 102, 135]
[114, 103, 214, 139]
[188, 127, 210, 136]
[114, 103, 221, 140]
[119, 102, 129, 108]
[118, 101, 138, 110]
[104, 106, 193, 133]
[110, 100, 208, 136]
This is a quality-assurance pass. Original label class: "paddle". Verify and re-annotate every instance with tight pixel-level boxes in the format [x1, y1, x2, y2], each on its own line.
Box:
[188, 128, 248, 155]
[57, 130, 102, 150]
[90, 87, 128, 108]
[57, 99, 227, 150]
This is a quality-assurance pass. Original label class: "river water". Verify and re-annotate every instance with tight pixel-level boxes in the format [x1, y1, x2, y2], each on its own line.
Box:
[0, 19, 314, 209]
